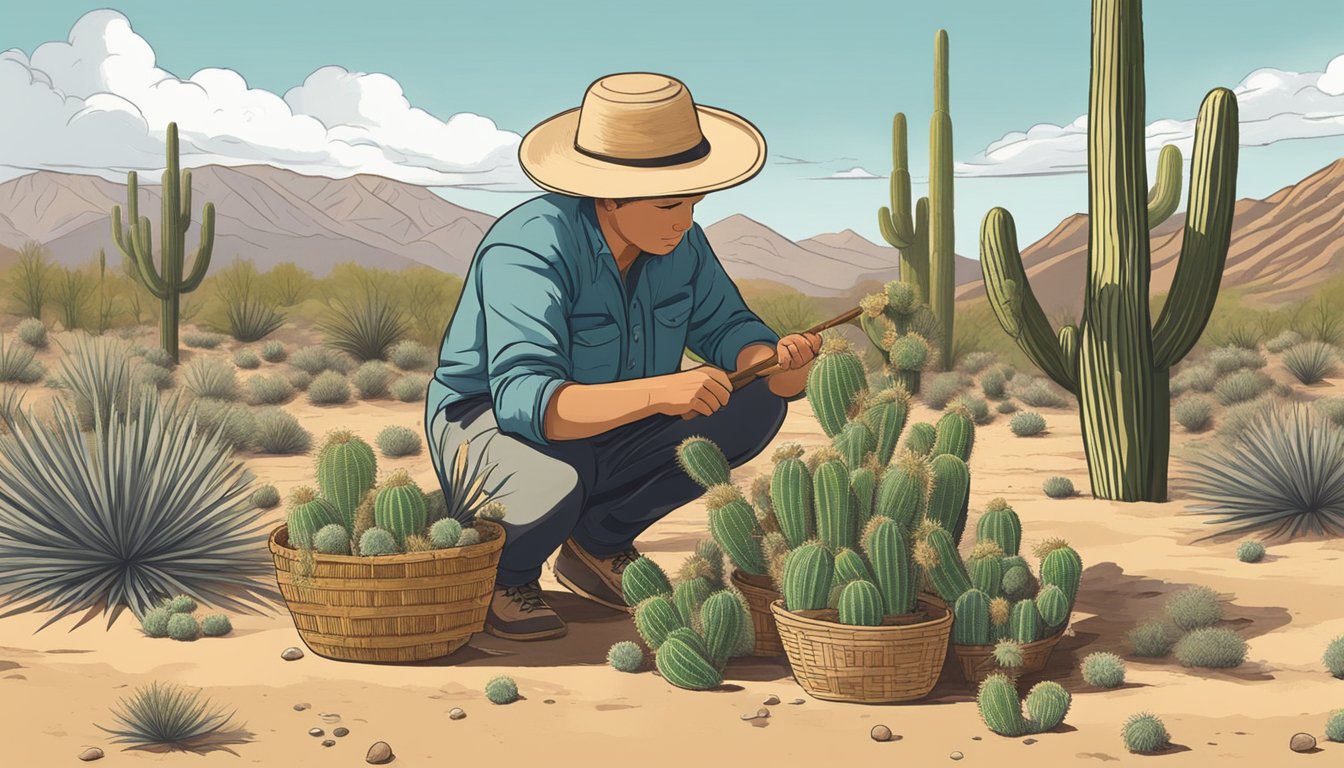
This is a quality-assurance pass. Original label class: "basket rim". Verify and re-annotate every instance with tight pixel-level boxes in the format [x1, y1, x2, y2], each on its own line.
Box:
[768, 597, 952, 633]
[950, 625, 1068, 653]
[269, 519, 505, 564]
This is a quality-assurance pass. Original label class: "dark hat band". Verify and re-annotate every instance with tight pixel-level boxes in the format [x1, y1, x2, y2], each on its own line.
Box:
[573, 136, 711, 168]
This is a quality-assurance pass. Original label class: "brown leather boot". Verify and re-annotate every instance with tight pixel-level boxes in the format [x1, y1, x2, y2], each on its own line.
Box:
[551, 538, 640, 613]
[483, 581, 567, 641]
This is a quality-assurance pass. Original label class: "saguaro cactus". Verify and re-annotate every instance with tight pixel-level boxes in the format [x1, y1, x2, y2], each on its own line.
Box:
[978, 0, 1237, 501]
[879, 29, 955, 369]
[111, 122, 216, 364]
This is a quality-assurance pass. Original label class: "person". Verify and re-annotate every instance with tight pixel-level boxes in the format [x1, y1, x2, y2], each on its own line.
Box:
[425, 72, 821, 641]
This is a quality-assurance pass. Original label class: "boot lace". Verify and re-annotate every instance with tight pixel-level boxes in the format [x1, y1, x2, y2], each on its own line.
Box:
[504, 581, 547, 613]
[610, 548, 641, 574]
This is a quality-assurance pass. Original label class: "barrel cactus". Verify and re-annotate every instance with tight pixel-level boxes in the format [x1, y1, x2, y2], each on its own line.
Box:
[954, 588, 992, 644]
[806, 337, 868, 438]
[655, 628, 723, 690]
[770, 444, 814, 548]
[677, 436, 731, 489]
[372, 469, 428, 547]
[812, 456, 855, 551]
[314, 523, 352, 555]
[838, 579, 884, 626]
[1036, 539, 1083, 604]
[782, 541, 834, 611]
[316, 430, 377, 530]
[705, 484, 765, 576]
[622, 556, 675, 607]
[633, 595, 684, 650]
[358, 527, 399, 556]
[976, 498, 1022, 556]
[429, 517, 463, 548]
[932, 407, 975, 462]
[286, 486, 342, 549]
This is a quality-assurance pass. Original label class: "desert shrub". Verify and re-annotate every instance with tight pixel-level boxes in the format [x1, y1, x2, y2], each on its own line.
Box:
[1235, 540, 1265, 562]
[979, 365, 1009, 399]
[1300, 297, 1344, 346]
[950, 394, 991, 425]
[135, 364, 174, 391]
[607, 640, 644, 672]
[317, 282, 409, 361]
[1010, 411, 1047, 437]
[182, 331, 226, 350]
[1273, 381, 1295, 399]
[1081, 652, 1126, 688]
[1325, 636, 1344, 678]
[232, 349, 261, 370]
[185, 399, 256, 451]
[263, 263, 315, 307]
[1009, 376, 1070, 408]
[390, 340, 435, 371]
[1207, 345, 1265, 375]
[376, 425, 422, 457]
[139, 607, 171, 638]
[143, 347, 175, 369]
[996, 400, 1017, 415]
[1282, 341, 1338, 385]
[98, 681, 236, 746]
[352, 360, 393, 399]
[244, 374, 295, 406]
[1173, 627, 1247, 668]
[485, 675, 519, 704]
[958, 351, 997, 375]
[1213, 369, 1273, 406]
[181, 358, 239, 402]
[920, 371, 964, 410]
[1313, 397, 1344, 428]
[16, 318, 47, 349]
[54, 333, 134, 430]
[200, 614, 232, 637]
[1164, 585, 1222, 631]
[1265, 329, 1303, 353]
[1128, 621, 1175, 657]
[167, 613, 199, 641]
[1170, 365, 1217, 396]
[288, 345, 352, 376]
[0, 335, 45, 384]
[1327, 710, 1344, 743]
[1172, 396, 1213, 432]
[9, 241, 51, 319]
[1122, 713, 1170, 754]
[259, 340, 287, 363]
[251, 484, 280, 509]
[1185, 404, 1344, 540]
[218, 266, 286, 342]
[0, 392, 277, 627]
[1214, 397, 1275, 441]
[1211, 323, 1264, 351]
[251, 408, 312, 455]
[392, 374, 430, 403]
[288, 369, 314, 391]
[1043, 476, 1075, 498]
[307, 371, 351, 406]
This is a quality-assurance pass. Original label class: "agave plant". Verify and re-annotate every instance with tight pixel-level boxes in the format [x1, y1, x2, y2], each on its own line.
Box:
[431, 426, 504, 526]
[98, 681, 235, 747]
[1182, 403, 1344, 540]
[53, 332, 140, 430]
[1281, 341, 1338, 385]
[0, 390, 279, 628]
[316, 282, 409, 361]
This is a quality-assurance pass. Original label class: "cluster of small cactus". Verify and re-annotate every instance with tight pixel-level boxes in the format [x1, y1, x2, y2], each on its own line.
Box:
[1125, 585, 1248, 668]
[286, 431, 501, 559]
[976, 672, 1072, 736]
[859, 282, 936, 392]
[138, 594, 232, 642]
[620, 540, 755, 691]
[918, 497, 1081, 654]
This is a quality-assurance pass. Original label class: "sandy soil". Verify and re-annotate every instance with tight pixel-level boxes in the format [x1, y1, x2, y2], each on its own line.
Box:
[2, 323, 1343, 766]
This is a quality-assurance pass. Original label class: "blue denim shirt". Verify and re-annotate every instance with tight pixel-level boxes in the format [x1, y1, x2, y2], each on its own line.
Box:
[426, 193, 779, 445]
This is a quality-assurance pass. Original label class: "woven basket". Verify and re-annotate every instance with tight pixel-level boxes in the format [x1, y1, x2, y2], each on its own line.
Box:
[950, 626, 1066, 684]
[770, 596, 953, 703]
[269, 521, 504, 663]
[731, 570, 786, 656]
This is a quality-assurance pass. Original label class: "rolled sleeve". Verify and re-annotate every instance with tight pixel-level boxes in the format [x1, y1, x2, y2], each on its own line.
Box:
[480, 245, 573, 444]
[684, 226, 780, 371]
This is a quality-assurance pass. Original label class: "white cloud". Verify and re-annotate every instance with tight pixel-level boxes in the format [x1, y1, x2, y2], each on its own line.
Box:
[821, 166, 883, 179]
[0, 10, 537, 190]
[958, 53, 1344, 178]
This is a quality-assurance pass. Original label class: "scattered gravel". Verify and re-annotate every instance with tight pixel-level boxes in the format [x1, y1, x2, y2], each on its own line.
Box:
[334, 727, 349, 738]
[950, 751, 964, 761]
[741, 708, 770, 721]
[790, 698, 805, 705]
[321, 739, 336, 747]
[763, 695, 780, 706]
[293, 703, 310, 711]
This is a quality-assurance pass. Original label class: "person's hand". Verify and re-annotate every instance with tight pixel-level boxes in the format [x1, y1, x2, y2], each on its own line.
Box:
[654, 366, 733, 419]
[775, 332, 822, 371]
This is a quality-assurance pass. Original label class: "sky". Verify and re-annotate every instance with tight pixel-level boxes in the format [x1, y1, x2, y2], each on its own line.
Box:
[1, 0, 1343, 256]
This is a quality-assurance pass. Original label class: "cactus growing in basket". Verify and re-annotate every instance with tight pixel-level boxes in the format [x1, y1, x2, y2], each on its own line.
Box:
[677, 436, 731, 489]
[969, 541, 1005, 597]
[770, 443, 814, 549]
[429, 517, 463, 548]
[1036, 538, 1083, 605]
[863, 387, 911, 466]
[978, 0, 1238, 501]
[110, 122, 215, 365]
[781, 542, 834, 611]
[954, 588, 992, 644]
[694, 539, 726, 588]
[874, 452, 930, 529]
[622, 556, 675, 607]
[833, 547, 874, 586]
[915, 523, 972, 603]
[813, 457, 856, 551]
[833, 420, 875, 471]
[634, 595, 684, 650]
[286, 486, 342, 549]
[358, 527, 399, 556]
[317, 431, 377, 530]
[373, 469, 428, 547]
[1036, 583, 1072, 629]
[705, 484, 766, 576]
[806, 337, 868, 438]
[1010, 598, 1043, 643]
[990, 597, 1013, 641]
[976, 498, 1022, 557]
[655, 628, 723, 690]
[849, 466, 876, 520]
[314, 523, 351, 555]
[862, 517, 917, 615]
[838, 579, 884, 626]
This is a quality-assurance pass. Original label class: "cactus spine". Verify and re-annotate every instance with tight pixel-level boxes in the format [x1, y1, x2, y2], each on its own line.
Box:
[781, 542, 834, 611]
[838, 579, 884, 626]
[978, 0, 1239, 501]
[863, 518, 916, 615]
[622, 556, 674, 607]
[813, 459, 855, 551]
[317, 431, 377, 530]
[805, 339, 867, 438]
[705, 485, 766, 576]
[110, 122, 215, 365]
[953, 588, 992, 644]
[655, 628, 722, 690]
[677, 436, 731, 489]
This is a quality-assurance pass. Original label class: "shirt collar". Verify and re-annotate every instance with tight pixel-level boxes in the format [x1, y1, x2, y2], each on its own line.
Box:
[577, 197, 613, 263]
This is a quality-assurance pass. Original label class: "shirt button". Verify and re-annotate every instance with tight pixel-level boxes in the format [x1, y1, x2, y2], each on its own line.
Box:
[632, 330, 641, 342]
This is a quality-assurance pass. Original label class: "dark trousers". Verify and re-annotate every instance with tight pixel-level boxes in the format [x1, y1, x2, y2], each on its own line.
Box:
[426, 379, 788, 587]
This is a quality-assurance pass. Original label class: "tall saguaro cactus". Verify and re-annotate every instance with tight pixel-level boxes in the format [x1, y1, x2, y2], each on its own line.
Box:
[978, 0, 1238, 502]
[111, 122, 215, 364]
[879, 29, 955, 369]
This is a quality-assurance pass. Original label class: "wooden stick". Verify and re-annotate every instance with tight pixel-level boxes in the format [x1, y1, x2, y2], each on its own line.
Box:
[727, 306, 863, 389]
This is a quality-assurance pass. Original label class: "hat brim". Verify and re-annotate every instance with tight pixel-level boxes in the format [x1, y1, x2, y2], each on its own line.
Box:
[518, 105, 766, 199]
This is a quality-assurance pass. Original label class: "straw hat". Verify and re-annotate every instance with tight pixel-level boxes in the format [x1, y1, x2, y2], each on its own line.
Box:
[518, 72, 766, 199]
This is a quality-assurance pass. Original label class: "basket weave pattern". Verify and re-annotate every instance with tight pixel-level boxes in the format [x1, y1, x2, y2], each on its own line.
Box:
[951, 627, 1066, 683]
[269, 521, 504, 662]
[771, 597, 953, 703]
[730, 570, 786, 656]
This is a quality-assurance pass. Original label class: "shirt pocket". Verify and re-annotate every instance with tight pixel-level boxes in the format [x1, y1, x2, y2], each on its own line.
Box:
[569, 314, 622, 383]
[651, 293, 693, 373]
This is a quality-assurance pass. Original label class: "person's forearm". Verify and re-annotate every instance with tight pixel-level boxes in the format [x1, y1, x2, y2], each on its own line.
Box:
[541, 380, 665, 441]
[736, 342, 808, 398]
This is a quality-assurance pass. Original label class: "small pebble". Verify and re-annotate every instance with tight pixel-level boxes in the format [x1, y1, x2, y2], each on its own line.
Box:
[334, 727, 349, 738]
[366, 741, 394, 764]
[871, 724, 893, 742]
[950, 751, 964, 761]
[1023, 738, 1038, 745]
[77, 747, 104, 761]
[321, 739, 336, 747]
[790, 698, 805, 705]
[740, 708, 770, 721]
[319, 712, 341, 724]
[448, 707, 466, 720]
[1289, 733, 1316, 752]
[281, 647, 304, 661]
[971, 736, 982, 741]
[308, 728, 324, 737]
[763, 695, 780, 706]
[544, 699, 555, 704]
[293, 703, 310, 711]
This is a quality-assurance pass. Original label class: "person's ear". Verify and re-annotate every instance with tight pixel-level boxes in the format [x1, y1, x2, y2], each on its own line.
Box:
[600, 198, 618, 212]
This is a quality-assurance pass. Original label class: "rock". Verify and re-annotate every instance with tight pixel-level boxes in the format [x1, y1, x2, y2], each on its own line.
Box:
[308, 728, 324, 737]
[763, 695, 781, 706]
[871, 725, 893, 742]
[1290, 733, 1316, 752]
[448, 707, 466, 720]
[321, 739, 336, 747]
[950, 751, 964, 761]
[293, 703, 310, 711]
[740, 708, 770, 721]
[366, 741, 394, 764]
[544, 699, 556, 704]
[971, 736, 982, 741]
[319, 712, 341, 724]
[1023, 738, 1038, 745]
[334, 727, 349, 738]
[790, 698, 805, 705]
[77, 747, 104, 761]
[281, 647, 304, 661]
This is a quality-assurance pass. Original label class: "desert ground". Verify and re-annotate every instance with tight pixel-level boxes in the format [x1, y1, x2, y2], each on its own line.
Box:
[2, 321, 1343, 767]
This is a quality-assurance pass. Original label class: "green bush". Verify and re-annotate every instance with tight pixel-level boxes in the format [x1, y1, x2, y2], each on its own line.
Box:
[1326, 710, 1344, 743]
[288, 369, 314, 391]
[260, 340, 287, 363]
[186, 398, 256, 451]
[244, 374, 295, 406]
[485, 675, 519, 704]
[1207, 345, 1265, 375]
[920, 371, 964, 410]
[980, 366, 1008, 399]
[251, 484, 280, 509]
[1127, 621, 1174, 658]
[1170, 365, 1217, 396]
[200, 614, 232, 637]
[1265, 329, 1303, 353]
[166, 613, 200, 641]
[1173, 627, 1247, 668]
[996, 399, 1017, 415]
[1213, 369, 1273, 405]
[390, 340, 435, 371]
[1325, 635, 1344, 678]
[232, 349, 261, 370]
[213, 261, 286, 342]
[1008, 376, 1070, 408]
[1010, 411, 1046, 436]
[1214, 397, 1275, 441]
[1043, 476, 1075, 498]
[352, 360, 393, 399]
[16, 318, 47, 349]
[307, 371, 351, 406]
[140, 607, 172, 638]
[1080, 652, 1126, 688]
[98, 681, 235, 746]
[143, 347, 175, 369]
[1172, 396, 1213, 432]
[288, 345, 352, 376]
[182, 331, 226, 350]
[135, 364, 174, 391]
[1164, 585, 1222, 631]
[317, 284, 409, 361]
[0, 335, 45, 384]
[607, 641, 644, 672]
[391, 374, 430, 403]
[181, 358, 239, 402]
[376, 425, 422, 457]
[1122, 713, 1170, 754]
[1282, 341, 1338, 385]
[251, 408, 312, 455]
[1235, 541, 1265, 563]
[958, 351, 997, 375]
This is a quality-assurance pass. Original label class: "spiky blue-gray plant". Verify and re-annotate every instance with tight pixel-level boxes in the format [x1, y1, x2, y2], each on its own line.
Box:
[98, 682, 235, 746]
